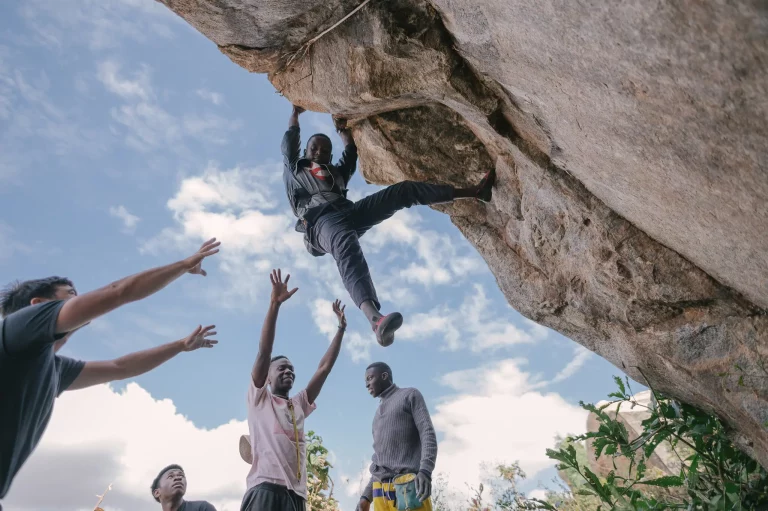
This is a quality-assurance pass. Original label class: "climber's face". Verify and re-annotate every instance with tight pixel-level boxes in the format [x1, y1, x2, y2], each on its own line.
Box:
[306, 135, 332, 164]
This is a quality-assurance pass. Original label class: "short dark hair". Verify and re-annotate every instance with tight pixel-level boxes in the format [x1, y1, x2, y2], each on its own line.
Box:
[307, 133, 332, 147]
[151, 464, 184, 502]
[367, 362, 393, 381]
[0, 277, 74, 318]
[271, 355, 288, 363]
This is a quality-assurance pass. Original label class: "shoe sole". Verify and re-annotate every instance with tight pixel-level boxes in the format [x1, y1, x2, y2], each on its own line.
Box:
[377, 313, 403, 347]
[477, 170, 496, 203]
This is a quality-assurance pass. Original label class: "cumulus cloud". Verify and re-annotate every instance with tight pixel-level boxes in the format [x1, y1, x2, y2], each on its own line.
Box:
[142, 162, 306, 307]
[3, 383, 247, 511]
[432, 359, 587, 496]
[398, 284, 548, 352]
[365, 209, 485, 287]
[109, 205, 140, 233]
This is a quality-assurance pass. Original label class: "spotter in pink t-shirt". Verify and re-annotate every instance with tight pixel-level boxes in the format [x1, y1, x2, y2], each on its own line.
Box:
[245, 379, 316, 497]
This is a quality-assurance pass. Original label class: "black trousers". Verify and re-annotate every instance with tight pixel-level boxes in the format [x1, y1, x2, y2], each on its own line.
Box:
[240, 482, 306, 511]
[312, 181, 454, 309]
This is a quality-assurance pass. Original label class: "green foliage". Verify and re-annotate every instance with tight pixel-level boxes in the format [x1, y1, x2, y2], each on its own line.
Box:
[542, 377, 768, 510]
[305, 431, 339, 511]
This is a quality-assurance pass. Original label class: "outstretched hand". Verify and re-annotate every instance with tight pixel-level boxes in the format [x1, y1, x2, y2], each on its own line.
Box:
[184, 238, 221, 276]
[270, 269, 298, 304]
[333, 299, 346, 329]
[182, 325, 218, 352]
[292, 105, 306, 115]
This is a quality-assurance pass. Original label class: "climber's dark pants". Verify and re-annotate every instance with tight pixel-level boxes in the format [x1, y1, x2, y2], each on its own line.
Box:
[313, 181, 454, 309]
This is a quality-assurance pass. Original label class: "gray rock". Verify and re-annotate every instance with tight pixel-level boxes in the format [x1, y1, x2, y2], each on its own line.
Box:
[157, 0, 768, 468]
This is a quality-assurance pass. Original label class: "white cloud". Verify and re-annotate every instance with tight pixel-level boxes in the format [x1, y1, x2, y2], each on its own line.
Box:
[18, 0, 180, 51]
[196, 89, 224, 106]
[363, 209, 485, 287]
[109, 205, 140, 233]
[142, 162, 306, 307]
[340, 461, 371, 499]
[97, 60, 152, 100]
[549, 345, 592, 385]
[432, 359, 587, 496]
[95, 60, 240, 153]
[3, 383, 247, 511]
[398, 284, 547, 352]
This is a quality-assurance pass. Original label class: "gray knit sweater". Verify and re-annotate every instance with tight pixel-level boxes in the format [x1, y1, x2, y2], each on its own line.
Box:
[362, 385, 438, 501]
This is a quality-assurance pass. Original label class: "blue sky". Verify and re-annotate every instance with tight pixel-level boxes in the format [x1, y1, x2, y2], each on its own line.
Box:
[0, 1, 623, 510]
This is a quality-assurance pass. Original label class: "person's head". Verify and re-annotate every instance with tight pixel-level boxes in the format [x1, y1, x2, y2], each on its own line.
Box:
[151, 464, 186, 503]
[365, 362, 393, 398]
[304, 134, 332, 165]
[0, 277, 76, 318]
[269, 355, 295, 396]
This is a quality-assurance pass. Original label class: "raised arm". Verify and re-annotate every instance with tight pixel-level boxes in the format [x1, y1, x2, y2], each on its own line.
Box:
[67, 325, 218, 391]
[251, 269, 298, 388]
[410, 389, 438, 502]
[306, 300, 346, 404]
[333, 116, 358, 183]
[55, 238, 220, 335]
[282, 105, 305, 165]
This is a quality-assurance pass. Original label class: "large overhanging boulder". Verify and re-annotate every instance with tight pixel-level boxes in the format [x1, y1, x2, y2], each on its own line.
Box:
[157, 0, 768, 467]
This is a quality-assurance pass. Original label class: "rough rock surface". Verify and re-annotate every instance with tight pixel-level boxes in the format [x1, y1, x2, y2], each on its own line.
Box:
[158, 0, 768, 467]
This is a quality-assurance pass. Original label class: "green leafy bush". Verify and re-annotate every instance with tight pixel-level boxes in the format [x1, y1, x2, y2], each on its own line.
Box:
[542, 377, 768, 510]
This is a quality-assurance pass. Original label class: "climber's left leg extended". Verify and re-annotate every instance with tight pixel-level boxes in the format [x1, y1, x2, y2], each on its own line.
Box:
[351, 170, 496, 238]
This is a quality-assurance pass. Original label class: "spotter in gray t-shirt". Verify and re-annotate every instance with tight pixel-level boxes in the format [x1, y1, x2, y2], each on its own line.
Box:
[0, 300, 85, 500]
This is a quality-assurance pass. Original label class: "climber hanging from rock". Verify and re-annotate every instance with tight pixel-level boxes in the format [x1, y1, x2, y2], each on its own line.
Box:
[283, 104, 496, 347]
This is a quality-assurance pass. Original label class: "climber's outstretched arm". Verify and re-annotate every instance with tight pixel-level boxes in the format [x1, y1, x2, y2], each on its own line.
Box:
[289, 105, 304, 128]
[334, 115, 358, 182]
[282, 105, 304, 166]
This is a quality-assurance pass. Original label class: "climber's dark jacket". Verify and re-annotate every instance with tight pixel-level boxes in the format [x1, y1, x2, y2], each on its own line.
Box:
[281, 125, 358, 246]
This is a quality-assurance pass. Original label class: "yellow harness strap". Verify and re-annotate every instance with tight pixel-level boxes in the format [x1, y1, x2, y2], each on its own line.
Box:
[287, 400, 301, 480]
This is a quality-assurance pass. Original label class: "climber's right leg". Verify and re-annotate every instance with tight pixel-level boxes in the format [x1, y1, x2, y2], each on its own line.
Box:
[315, 212, 402, 346]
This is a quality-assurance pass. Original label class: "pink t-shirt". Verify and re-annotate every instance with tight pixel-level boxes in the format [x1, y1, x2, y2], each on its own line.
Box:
[245, 379, 316, 497]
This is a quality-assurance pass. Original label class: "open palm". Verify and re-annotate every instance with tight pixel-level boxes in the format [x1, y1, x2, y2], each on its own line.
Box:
[182, 325, 218, 352]
[270, 269, 298, 304]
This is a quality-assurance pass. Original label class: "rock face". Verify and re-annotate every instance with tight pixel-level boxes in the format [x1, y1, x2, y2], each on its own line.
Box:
[158, 0, 768, 467]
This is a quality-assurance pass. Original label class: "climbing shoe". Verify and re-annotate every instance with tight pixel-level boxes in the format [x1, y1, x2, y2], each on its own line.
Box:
[476, 168, 496, 203]
[374, 312, 403, 347]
